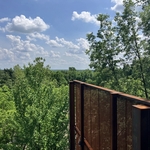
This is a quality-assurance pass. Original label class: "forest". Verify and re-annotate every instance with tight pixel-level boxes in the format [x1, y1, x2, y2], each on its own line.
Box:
[1, 0, 150, 149]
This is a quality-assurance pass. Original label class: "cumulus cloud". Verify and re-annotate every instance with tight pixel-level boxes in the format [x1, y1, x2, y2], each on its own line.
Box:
[0, 35, 90, 69]
[6, 34, 43, 52]
[3, 34, 53, 62]
[65, 52, 73, 57]
[5, 34, 63, 61]
[36, 48, 49, 57]
[0, 17, 11, 23]
[65, 52, 89, 66]
[111, 0, 140, 12]
[76, 38, 89, 50]
[27, 33, 89, 51]
[0, 48, 14, 61]
[0, 27, 5, 32]
[5, 15, 49, 33]
[74, 55, 89, 64]
[111, 0, 124, 12]
[46, 39, 63, 47]
[56, 37, 80, 49]
[49, 51, 60, 58]
[64, 38, 89, 54]
[27, 32, 50, 41]
[72, 11, 99, 25]
[27, 32, 63, 47]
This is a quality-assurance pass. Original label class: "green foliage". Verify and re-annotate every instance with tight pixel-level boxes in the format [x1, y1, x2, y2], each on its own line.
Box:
[0, 68, 14, 88]
[114, 0, 149, 98]
[0, 58, 69, 149]
[86, 14, 122, 90]
[0, 85, 16, 149]
[86, 0, 150, 99]
[140, 3, 150, 37]
[2, 2, 150, 142]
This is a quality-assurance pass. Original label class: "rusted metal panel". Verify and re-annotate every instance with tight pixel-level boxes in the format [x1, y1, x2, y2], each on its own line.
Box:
[132, 105, 150, 150]
[70, 80, 150, 150]
[80, 84, 85, 150]
[98, 90, 111, 150]
[116, 96, 137, 150]
[117, 97, 127, 150]
[84, 86, 91, 148]
[90, 88, 99, 150]
[69, 82, 75, 150]
[110, 93, 117, 150]
[75, 83, 82, 150]
[126, 99, 135, 150]
[75, 126, 93, 150]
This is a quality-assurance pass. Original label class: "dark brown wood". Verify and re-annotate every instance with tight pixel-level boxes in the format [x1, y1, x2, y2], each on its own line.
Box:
[73, 80, 150, 104]
[110, 93, 118, 150]
[70, 80, 150, 150]
[132, 105, 150, 150]
[80, 83, 85, 150]
[69, 81, 75, 150]
[75, 126, 93, 150]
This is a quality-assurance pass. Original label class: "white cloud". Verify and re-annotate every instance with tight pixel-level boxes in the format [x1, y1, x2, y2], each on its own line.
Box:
[3, 34, 54, 62]
[63, 38, 89, 54]
[65, 52, 89, 66]
[5, 15, 49, 33]
[56, 37, 80, 49]
[6, 34, 45, 54]
[16, 52, 31, 60]
[72, 11, 99, 25]
[46, 39, 63, 47]
[0, 17, 11, 23]
[27, 32, 63, 47]
[76, 38, 89, 50]
[27, 32, 50, 41]
[74, 55, 89, 64]
[111, 0, 140, 12]
[65, 52, 73, 57]
[36, 48, 49, 57]
[0, 27, 5, 32]
[5, 34, 63, 62]
[49, 51, 60, 58]
[111, 0, 124, 12]
[0, 48, 14, 61]
[27, 33, 89, 51]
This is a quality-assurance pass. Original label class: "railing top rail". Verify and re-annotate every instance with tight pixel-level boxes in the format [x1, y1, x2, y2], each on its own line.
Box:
[73, 80, 117, 93]
[72, 80, 150, 106]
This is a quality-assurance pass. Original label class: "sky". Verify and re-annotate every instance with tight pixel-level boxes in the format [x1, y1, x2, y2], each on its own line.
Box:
[0, 0, 123, 69]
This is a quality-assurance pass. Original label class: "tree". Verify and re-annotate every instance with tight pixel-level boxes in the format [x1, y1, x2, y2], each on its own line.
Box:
[2, 58, 69, 149]
[0, 85, 16, 149]
[86, 14, 122, 89]
[114, 0, 149, 98]
[0, 68, 14, 88]
[86, 0, 150, 99]
[51, 71, 67, 86]
[68, 67, 77, 81]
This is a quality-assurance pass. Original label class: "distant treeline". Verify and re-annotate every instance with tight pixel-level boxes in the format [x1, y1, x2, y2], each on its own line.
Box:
[0, 66, 95, 88]
[1, 57, 150, 99]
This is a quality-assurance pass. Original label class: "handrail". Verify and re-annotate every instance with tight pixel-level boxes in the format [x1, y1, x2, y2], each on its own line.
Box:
[73, 80, 150, 105]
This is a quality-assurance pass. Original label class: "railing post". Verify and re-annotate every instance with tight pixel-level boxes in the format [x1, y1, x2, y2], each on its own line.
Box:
[132, 105, 150, 150]
[110, 93, 118, 150]
[80, 83, 85, 150]
[69, 81, 75, 150]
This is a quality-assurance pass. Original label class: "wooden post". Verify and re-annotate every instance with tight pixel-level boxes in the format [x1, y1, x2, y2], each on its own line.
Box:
[69, 82, 75, 150]
[132, 105, 150, 150]
[110, 93, 118, 150]
[80, 83, 85, 150]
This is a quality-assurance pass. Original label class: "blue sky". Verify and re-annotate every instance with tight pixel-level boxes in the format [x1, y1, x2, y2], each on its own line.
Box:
[0, 0, 123, 69]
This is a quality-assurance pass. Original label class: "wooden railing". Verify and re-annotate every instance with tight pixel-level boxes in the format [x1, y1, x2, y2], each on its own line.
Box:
[69, 80, 150, 150]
